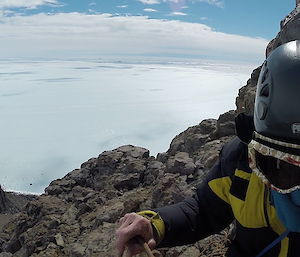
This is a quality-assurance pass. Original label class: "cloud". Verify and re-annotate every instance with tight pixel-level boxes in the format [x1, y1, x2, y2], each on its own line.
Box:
[144, 8, 158, 12]
[167, 0, 186, 12]
[0, 0, 62, 10]
[117, 5, 129, 8]
[0, 12, 267, 63]
[199, 0, 224, 8]
[163, 0, 224, 8]
[167, 11, 187, 16]
[136, 0, 160, 4]
[89, 9, 100, 14]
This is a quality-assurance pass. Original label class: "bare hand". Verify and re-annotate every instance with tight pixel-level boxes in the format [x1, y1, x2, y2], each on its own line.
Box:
[116, 213, 156, 257]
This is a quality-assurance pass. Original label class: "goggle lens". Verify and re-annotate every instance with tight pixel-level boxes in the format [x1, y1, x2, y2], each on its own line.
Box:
[255, 151, 300, 190]
[248, 133, 300, 194]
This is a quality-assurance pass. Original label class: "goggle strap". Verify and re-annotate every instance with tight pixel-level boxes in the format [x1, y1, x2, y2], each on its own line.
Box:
[254, 132, 300, 156]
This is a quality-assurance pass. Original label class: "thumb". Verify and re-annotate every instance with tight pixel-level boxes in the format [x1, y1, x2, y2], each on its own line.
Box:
[147, 238, 156, 250]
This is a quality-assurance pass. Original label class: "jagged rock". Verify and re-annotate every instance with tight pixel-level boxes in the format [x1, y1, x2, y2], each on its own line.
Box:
[167, 119, 216, 156]
[0, 187, 7, 214]
[0, 186, 34, 215]
[151, 173, 194, 208]
[235, 66, 261, 115]
[166, 152, 196, 175]
[210, 110, 236, 139]
[0, 253, 13, 257]
[235, 5, 300, 117]
[267, 6, 300, 57]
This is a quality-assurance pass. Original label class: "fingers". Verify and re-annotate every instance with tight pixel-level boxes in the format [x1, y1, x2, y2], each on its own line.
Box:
[116, 213, 156, 257]
[119, 214, 135, 229]
[126, 237, 145, 257]
[116, 213, 143, 256]
[147, 238, 156, 250]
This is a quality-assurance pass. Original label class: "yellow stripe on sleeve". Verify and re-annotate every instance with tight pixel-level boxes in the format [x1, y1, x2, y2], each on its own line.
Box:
[208, 176, 232, 204]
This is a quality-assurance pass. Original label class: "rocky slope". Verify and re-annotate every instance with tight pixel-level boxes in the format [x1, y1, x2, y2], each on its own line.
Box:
[1, 5, 300, 257]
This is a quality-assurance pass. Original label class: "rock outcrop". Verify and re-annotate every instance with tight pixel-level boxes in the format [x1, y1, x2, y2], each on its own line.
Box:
[237, 4, 300, 117]
[235, 65, 261, 115]
[266, 5, 300, 57]
[0, 186, 34, 215]
[1, 6, 300, 257]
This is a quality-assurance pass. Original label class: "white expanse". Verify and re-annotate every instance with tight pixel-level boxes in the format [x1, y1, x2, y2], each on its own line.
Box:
[0, 59, 256, 194]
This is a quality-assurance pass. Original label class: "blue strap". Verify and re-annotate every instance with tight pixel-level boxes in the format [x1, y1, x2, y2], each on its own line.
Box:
[256, 230, 290, 257]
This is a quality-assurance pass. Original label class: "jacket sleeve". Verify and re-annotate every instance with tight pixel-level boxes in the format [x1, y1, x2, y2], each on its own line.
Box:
[154, 137, 244, 247]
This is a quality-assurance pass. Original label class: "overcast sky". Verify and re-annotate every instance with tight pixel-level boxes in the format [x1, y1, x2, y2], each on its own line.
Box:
[0, 0, 296, 63]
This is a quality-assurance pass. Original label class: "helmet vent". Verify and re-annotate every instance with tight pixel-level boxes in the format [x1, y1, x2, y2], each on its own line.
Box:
[261, 68, 269, 84]
[260, 84, 270, 97]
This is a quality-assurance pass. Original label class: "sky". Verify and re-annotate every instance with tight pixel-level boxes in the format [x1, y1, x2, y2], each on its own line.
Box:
[0, 0, 296, 63]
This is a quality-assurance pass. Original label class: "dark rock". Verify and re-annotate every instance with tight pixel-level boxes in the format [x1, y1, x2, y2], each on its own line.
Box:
[0, 187, 7, 214]
[0, 186, 34, 215]
[236, 66, 262, 115]
[166, 152, 196, 175]
[210, 110, 236, 139]
[267, 6, 300, 57]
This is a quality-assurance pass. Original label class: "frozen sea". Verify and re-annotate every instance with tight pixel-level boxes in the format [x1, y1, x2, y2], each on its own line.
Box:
[0, 58, 256, 194]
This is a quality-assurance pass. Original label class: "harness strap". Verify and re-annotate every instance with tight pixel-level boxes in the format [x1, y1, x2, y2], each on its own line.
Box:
[255, 230, 290, 257]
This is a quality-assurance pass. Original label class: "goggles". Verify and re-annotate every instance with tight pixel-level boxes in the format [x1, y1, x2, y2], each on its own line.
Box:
[248, 132, 300, 194]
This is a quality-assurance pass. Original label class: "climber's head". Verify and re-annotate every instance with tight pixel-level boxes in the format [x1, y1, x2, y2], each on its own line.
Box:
[254, 40, 300, 142]
[249, 40, 300, 194]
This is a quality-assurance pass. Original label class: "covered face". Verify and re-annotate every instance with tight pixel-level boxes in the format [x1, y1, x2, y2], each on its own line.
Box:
[249, 132, 300, 194]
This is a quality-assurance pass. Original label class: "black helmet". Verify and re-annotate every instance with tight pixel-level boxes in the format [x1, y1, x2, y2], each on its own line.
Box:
[254, 40, 300, 144]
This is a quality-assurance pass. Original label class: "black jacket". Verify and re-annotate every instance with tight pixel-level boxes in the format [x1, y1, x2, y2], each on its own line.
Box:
[155, 113, 300, 256]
